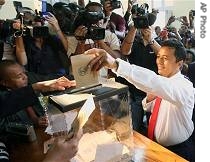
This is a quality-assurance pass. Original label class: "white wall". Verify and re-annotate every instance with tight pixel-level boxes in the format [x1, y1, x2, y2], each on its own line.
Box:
[0, 0, 41, 19]
[152, 0, 195, 29]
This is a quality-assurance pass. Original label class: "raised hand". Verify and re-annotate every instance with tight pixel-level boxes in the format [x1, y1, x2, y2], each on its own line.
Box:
[85, 48, 117, 72]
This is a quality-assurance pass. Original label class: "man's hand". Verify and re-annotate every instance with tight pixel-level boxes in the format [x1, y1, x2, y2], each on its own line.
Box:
[44, 12, 60, 32]
[74, 25, 88, 41]
[43, 129, 83, 162]
[32, 76, 76, 92]
[146, 93, 156, 103]
[85, 48, 117, 72]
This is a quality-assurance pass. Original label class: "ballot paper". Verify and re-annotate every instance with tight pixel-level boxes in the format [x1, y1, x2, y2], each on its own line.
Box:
[94, 142, 124, 162]
[45, 110, 78, 135]
[67, 95, 96, 139]
[71, 54, 99, 88]
[71, 131, 130, 162]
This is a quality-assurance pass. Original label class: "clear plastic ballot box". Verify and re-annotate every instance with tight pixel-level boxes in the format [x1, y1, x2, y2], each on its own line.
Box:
[47, 80, 134, 162]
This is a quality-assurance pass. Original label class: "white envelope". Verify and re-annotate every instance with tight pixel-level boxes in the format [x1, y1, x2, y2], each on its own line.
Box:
[71, 54, 99, 88]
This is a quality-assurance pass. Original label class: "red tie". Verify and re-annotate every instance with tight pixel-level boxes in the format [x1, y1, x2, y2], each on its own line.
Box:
[148, 97, 162, 140]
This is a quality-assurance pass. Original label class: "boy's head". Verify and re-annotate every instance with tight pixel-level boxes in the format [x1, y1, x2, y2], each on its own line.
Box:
[0, 60, 28, 89]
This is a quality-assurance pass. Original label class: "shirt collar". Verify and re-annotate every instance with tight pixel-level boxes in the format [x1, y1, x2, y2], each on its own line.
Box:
[170, 71, 182, 79]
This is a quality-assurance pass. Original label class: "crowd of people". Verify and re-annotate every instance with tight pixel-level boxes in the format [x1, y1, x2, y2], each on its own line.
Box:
[0, 0, 195, 161]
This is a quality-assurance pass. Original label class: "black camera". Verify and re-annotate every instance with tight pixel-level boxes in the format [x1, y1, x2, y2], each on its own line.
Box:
[100, 0, 121, 10]
[73, 9, 105, 40]
[110, 0, 121, 10]
[191, 10, 195, 16]
[0, 19, 26, 45]
[53, 3, 81, 36]
[132, 3, 156, 29]
[31, 26, 49, 38]
[86, 26, 105, 40]
[0, 5, 49, 45]
[0, 19, 15, 40]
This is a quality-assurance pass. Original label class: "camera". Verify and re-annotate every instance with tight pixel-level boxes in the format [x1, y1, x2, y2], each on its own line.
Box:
[110, 0, 121, 10]
[191, 10, 195, 16]
[73, 9, 105, 40]
[53, 3, 81, 36]
[27, 25, 49, 38]
[0, 6, 49, 44]
[0, 19, 16, 40]
[132, 3, 156, 29]
[100, 0, 121, 10]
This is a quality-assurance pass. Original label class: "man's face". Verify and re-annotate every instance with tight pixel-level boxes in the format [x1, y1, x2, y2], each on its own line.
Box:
[156, 47, 182, 77]
[0, 0, 5, 5]
[2, 64, 28, 89]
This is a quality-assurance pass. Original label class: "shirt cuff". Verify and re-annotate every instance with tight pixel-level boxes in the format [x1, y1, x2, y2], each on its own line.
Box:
[142, 97, 154, 112]
[112, 58, 132, 78]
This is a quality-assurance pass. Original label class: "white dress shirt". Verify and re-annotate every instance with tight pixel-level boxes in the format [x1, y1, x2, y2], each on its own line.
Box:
[113, 58, 194, 146]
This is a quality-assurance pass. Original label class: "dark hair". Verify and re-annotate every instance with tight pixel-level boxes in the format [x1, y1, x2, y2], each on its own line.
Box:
[161, 39, 186, 62]
[0, 60, 18, 81]
[85, 2, 103, 11]
[186, 49, 195, 62]
[53, 2, 67, 9]
[155, 26, 160, 31]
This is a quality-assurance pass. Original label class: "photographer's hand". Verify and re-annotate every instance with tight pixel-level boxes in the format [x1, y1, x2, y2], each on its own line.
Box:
[45, 13, 61, 32]
[45, 12, 68, 51]
[141, 27, 153, 45]
[141, 27, 161, 53]
[74, 25, 88, 40]
[74, 25, 87, 55]
[189, 10, 195, 29]
[180, 16, 189, 26]
[166, 16, 175, 26]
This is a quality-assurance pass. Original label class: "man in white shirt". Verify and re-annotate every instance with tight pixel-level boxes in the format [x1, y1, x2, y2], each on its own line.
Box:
[85, 39, 194, 161]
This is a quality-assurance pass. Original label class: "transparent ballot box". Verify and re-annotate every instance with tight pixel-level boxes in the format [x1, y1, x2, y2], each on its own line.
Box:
[47, 81, 134, 162]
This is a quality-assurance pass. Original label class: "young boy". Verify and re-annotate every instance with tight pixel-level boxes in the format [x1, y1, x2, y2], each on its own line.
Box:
[0, 60, 50, 133]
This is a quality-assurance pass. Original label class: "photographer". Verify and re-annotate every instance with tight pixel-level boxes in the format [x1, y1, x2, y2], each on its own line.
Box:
[102, 0, 126, 40]
[15, 11, 72, 82]
[72, 2, 121, 60]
